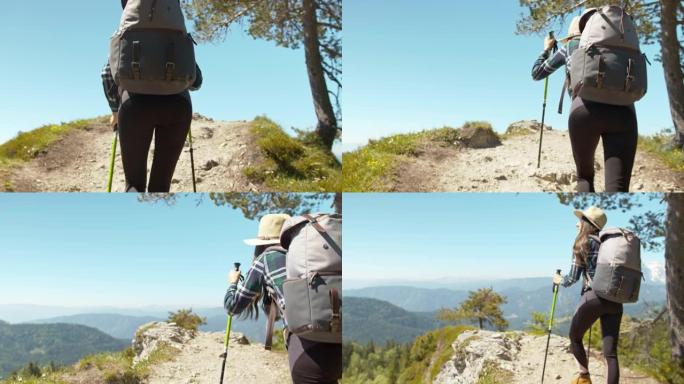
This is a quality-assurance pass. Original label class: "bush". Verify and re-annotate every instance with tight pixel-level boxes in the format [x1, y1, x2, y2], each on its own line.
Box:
[167, 308, 206, 333]
[245, 116, 341, 191]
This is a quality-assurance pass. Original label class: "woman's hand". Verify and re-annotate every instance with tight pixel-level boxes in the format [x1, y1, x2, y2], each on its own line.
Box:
[553, 273, 563, 285]
[109, 112, 118, 128]
[544, 36, 557, 52]
[228, 270, 241, 284]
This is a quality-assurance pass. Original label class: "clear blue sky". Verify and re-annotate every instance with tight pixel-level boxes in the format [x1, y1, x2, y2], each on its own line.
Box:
[0, 193, 330, 308]
[344, 193, 665, 284]
[0, 1, 317, 144]
[343, 0, 674, 150]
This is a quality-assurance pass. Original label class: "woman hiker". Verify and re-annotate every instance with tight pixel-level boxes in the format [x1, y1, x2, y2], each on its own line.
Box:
[224, 214, 342, 384]
[101, 0, 203, 192]
[553, 206, 623, 384]
[531, 15, 638, 192]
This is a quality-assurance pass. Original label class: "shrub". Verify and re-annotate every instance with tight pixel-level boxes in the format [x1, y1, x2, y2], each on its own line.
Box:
[167, 308, 206, 333]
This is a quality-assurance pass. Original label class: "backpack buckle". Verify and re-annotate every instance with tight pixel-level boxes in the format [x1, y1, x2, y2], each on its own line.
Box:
[132, 62, 141, 80]
[165, 62, 176, 81]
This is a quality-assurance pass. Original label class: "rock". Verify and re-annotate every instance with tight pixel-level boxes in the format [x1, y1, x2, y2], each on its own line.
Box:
[460, 123, 501, 149]
[434, 330, 520, 384]
[484, 156, 493, 162]
[555, 374, 562, 380]
[495, 175, 508, 181]
[506, 120, 552, 135]
[171, 179, 180, 184]
[200, 127, 214, 139]
[192, 113, 214, 122]
[203, 160, 220, 171]
[133, 322, 193, 365]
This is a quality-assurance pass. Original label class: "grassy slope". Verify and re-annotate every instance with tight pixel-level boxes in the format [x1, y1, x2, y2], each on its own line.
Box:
[244, 116, 341, 192]
[1, 343, 178, 384]
[342, 126, 462, 192]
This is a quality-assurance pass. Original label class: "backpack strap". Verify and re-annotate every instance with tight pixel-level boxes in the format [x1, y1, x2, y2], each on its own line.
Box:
[264, 295, 278, 351]
[557, 73, 569, 114]
[302, 214, 342, 257]
[329, 288, 342, 334]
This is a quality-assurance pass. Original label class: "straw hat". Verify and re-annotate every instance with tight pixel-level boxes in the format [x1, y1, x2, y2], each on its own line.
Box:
[574, 206, 607, 230]
[560, 16, 582, 43]
[244, 214, 291, 246]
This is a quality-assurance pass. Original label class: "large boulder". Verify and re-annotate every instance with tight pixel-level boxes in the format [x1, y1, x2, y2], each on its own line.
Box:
[506, 120, 552, 135]
[132, 322, 193, 365]
[460, 122, 501, 149]
[434, 330, 521, 384]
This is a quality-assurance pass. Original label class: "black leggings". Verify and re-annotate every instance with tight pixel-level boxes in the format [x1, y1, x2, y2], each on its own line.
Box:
[287, 333, 341, 384]
[118, 93, 192, 192]
[568, 97, 638, 192]
[569, 289, 623, 384]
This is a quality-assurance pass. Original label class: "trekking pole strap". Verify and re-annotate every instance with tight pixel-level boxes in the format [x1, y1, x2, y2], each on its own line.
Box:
[302, 214, 342, 256]
[264, 298, 278, 350]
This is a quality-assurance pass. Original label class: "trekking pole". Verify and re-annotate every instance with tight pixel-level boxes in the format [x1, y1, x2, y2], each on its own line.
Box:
[537, 32, 558, 169]
[107, 128, 118, 193]
[219, 262, 240, 384]
[188, 128, 197, 193]
[541, 269, 561, 384]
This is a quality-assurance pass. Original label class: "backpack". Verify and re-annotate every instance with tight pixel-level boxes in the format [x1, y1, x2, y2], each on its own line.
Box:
[279, 213, 342, 344]
[109, 0, 197, 95]
[568, 6, 647, 107]
[588, 228, 643, 303]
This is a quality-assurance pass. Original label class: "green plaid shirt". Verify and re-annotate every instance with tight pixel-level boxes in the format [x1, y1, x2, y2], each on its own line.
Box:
[224, 248, 287, 322]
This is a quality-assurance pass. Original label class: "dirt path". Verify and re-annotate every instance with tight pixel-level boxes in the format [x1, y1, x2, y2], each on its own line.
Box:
[397, 130, 684, 192]
[147, 331, 290, 384]
[514, 333, 657, 384]
[1, 115, 262, 192]
[435, 330, 658, 384]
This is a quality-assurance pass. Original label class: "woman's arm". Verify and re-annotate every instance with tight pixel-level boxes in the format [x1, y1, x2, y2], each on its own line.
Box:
[101, 63, 120, 112]
[560, 261, 585, 287]
[224, 255, 266, 315]
[531, 46, 567, 81]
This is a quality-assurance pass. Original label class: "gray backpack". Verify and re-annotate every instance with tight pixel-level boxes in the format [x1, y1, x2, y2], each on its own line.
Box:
[569, 6, 647, 106]
[280, 213, 341, 344]
[588, 228, 642, 303]
[109, 0, 196, 95]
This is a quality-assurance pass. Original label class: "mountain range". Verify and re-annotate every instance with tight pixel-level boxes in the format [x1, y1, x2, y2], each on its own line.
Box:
[0, 320, 128, 378]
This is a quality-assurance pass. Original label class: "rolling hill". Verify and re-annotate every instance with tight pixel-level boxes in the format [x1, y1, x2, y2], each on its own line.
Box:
[0, 320, 129, 378]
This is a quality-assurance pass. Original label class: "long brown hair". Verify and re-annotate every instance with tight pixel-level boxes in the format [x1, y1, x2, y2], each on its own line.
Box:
[573, 218, 600, 267]
[238, 245, 270, 321]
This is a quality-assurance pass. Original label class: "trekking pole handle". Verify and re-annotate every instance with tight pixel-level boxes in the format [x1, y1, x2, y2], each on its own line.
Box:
[553, 269, 561, 291]
[548, 31, 558, 52]
[234, 263, 241, 271]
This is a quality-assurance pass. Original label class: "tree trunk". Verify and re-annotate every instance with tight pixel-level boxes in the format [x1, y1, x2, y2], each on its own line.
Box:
[665, 193, 684, 367]
[478, 318, 484, 330]
[302, 0, 338, 150]
[333, 192, 342, 214]
[660, 0, 684, 148]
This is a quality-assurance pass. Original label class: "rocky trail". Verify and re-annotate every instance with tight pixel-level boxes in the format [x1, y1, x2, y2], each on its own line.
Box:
[135, 322, 289, 384]
[395, 121, 684, 192]
[435, 330, 658, 384]
[1, 114, 262, 192]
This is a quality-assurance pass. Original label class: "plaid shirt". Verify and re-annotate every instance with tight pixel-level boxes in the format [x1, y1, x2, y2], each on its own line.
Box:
[561, 236, 600, 293]
[101, 62, 203, 112]
[531, 38, 579, 81]
[224, 248, 287, 323]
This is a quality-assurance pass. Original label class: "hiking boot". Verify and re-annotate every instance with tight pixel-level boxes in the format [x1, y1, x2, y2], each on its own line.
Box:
[570, 373, 592, 384]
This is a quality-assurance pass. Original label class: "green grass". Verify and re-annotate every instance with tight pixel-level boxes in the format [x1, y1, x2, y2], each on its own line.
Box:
[476, 360, 514, 384]
[342, 126, 461, 192]
[2, 343, 179, 384]
[639, 131, 684, 171]
[0, 119, 96, 167]
[243, 116, 341, 192]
